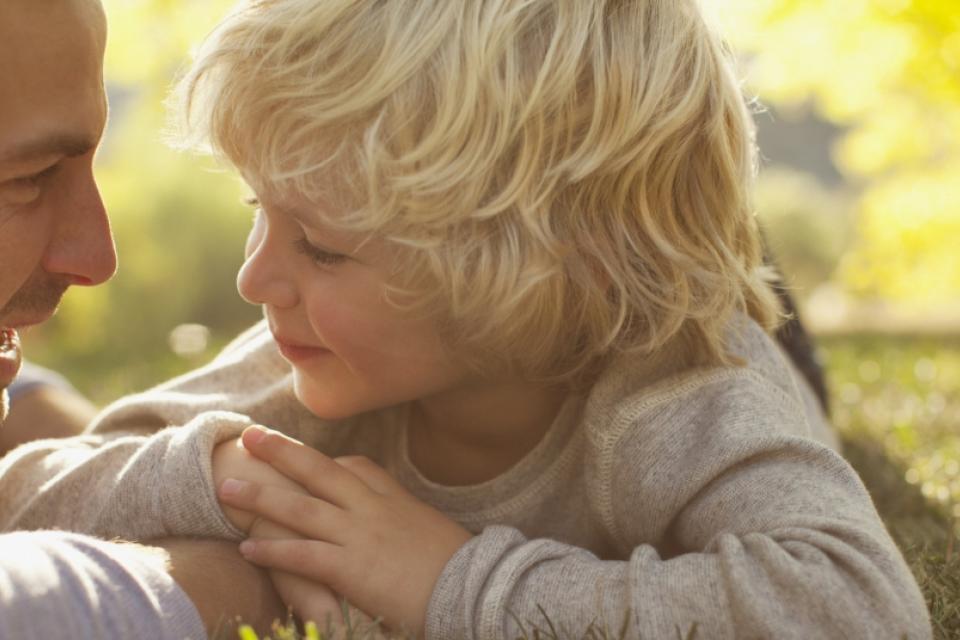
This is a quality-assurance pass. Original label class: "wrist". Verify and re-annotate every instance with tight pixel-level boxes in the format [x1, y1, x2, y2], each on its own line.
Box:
[153, 537, 286, 635]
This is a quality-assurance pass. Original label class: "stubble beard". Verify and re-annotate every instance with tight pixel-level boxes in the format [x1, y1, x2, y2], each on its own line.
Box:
[0, 273, 71, 327]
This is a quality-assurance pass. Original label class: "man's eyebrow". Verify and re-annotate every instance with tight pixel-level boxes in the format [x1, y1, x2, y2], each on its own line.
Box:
[1, 133, 96, 164]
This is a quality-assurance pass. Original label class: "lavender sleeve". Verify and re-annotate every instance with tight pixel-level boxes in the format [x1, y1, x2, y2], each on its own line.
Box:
[0, 531, 204, 640]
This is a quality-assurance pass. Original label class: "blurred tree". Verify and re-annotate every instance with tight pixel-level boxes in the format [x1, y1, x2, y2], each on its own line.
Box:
[714, 0, 960, 307]
[753, 169, 855, 295]
[104, 0, 238, 102]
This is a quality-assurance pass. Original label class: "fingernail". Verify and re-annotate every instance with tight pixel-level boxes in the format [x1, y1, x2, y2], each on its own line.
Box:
[220, 478, 248, 496]
[239, 540, 256, 556]
[245, 425, 269, 445]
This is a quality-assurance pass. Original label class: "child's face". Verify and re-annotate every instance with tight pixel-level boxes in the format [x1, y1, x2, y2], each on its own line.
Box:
[237, 188, 475, 420]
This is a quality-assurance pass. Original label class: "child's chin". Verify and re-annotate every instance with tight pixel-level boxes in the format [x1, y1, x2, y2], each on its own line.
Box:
[293, 376, 364, 421]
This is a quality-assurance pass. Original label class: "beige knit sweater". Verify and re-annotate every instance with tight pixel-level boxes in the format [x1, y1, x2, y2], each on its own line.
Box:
[0, 319, 931, 639]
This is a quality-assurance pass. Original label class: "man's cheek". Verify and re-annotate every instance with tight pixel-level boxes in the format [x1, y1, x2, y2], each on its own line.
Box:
[0, 205, 16, 230]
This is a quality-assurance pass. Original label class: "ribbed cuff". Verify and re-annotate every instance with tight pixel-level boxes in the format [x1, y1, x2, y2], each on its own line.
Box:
[424, 525, 528, 640]
[159, 411, 251, 540]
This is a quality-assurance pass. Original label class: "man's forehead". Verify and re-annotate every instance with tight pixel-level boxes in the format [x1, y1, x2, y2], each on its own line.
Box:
[0, 0, 107, 71]
[0, 0, 105, 32]
[0, 0, 107, 170]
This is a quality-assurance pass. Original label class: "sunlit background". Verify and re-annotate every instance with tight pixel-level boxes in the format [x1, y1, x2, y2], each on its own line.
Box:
[21, 0, 960, 548]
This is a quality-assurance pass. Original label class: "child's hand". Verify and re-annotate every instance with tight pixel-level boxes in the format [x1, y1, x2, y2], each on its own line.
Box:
[246, 517, 346, 629]
[217, 426, 474, 637]
[212, 434, 308, 532]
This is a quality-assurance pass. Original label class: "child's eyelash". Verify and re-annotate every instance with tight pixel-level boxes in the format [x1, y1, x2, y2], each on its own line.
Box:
[242, 196, 345, 267]
[295, 237, 347, 267]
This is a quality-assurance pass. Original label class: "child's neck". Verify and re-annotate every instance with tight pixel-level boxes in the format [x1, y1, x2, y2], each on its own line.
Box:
[407, 380, 570, 487]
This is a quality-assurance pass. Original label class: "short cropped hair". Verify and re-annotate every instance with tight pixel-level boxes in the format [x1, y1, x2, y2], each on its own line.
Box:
[175, 0, 782, 385]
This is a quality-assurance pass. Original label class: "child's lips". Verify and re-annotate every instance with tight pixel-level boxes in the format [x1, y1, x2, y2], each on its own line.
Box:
[0, 328, 22, 390]
[272, 334, 331, 363]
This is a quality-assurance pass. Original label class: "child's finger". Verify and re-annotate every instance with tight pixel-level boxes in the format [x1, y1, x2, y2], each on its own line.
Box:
[334, 455, 405, 497]
[268, 570, 344, 630]
[218, 479, 348, 544]
[241, 426, 370, 507]
[239, 538, 347, 590]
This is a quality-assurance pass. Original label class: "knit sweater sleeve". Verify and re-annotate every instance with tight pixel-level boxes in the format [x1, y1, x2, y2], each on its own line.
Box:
[0, 322, 293, 541]
[0, 411, 250, 540]
[424, 373, 931, 639]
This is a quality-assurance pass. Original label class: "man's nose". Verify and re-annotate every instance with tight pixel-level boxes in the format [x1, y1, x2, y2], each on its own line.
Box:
[42, 175, 117, 287]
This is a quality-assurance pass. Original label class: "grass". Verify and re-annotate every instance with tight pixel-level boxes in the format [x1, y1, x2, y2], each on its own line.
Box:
[210, 334, 960, 640]
[821, 334, 960, 639]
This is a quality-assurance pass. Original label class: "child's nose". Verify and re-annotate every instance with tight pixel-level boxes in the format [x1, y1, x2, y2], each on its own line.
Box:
[236, 235, 300, 310]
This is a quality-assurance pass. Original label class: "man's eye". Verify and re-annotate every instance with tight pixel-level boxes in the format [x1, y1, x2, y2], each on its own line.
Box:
[7, 164, 60, 194]
[1, 165, 59, 205]
[295, 237, 348, 267]
[15, 164, 60, 189]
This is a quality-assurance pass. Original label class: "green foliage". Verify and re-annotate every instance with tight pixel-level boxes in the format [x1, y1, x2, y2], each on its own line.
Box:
[823, 335, 960, 533]
[754, 169, 856, 295]
[103, 0, 238, 102]
[715, 0, 960, 305]
[219, 600, 395, 640]
[823, 334, 960, 637]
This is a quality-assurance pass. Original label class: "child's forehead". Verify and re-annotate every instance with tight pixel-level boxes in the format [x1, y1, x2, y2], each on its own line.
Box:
[244, 173, 337, 221]
[260, 191, 325, 227]
[251, 180, 390, 253]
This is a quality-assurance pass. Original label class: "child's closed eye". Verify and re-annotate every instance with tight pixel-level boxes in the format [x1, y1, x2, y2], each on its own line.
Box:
[295, 237, 348, 267]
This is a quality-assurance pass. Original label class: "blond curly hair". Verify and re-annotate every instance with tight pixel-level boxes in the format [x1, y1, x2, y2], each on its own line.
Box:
[174, 0, 781, 385]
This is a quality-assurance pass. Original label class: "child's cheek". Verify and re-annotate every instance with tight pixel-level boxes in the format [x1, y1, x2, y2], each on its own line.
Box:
[304, 278, 398, 368]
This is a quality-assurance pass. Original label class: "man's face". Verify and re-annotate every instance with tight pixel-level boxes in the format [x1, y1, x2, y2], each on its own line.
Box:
[0, 0, 116, 397]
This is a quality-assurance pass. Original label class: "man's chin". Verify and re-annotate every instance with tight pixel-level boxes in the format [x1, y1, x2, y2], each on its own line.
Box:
[0, 305, 59, 332]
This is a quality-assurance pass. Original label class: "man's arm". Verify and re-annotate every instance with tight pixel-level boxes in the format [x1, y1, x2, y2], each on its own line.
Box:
[0, 385, 96, 455]
[0, 410, 253, 539]
[156, 537, 288, 636]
